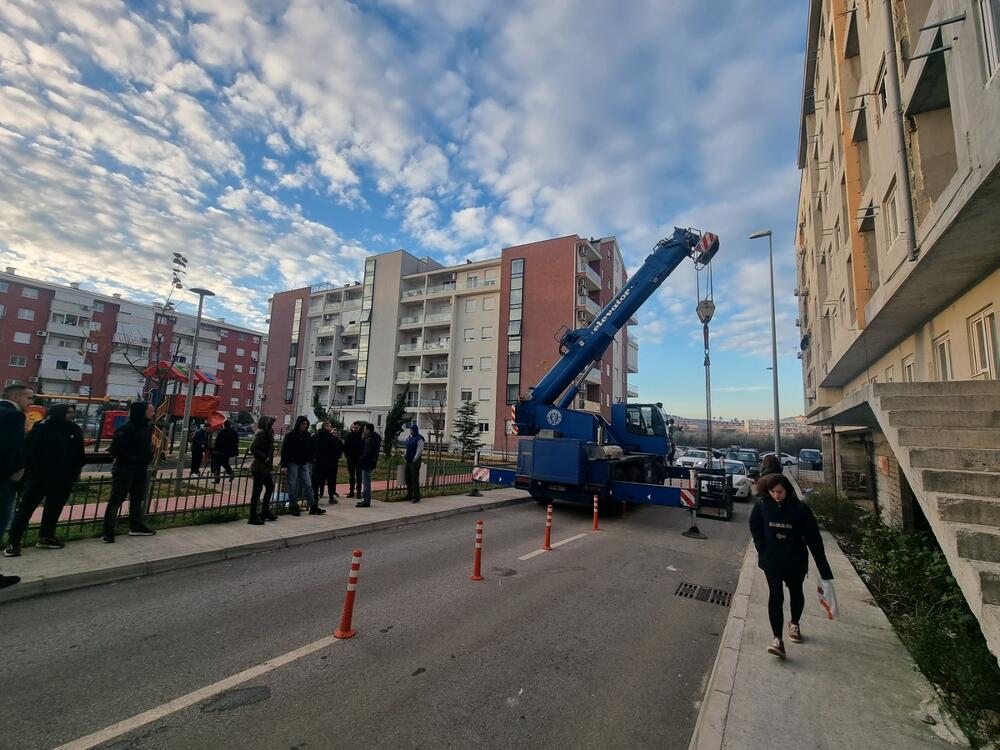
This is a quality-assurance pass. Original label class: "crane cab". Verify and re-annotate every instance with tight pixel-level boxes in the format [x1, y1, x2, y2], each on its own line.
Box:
[611, 402, 671, 458]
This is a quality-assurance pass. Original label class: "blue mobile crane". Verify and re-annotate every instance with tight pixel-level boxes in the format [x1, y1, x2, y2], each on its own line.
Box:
[477, 227, 727, 518]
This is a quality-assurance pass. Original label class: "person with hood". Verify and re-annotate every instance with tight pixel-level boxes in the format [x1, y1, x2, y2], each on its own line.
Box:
[189, 424, 208, 478]
[312, 421, 344, 505]
[0, 383, 33, 587]
[281, 415, 323, 515]
[356, 422, 381, 508]
[102, 401, 156, 542]
[404, 423, 425, 503]
[211, 420, 240, 484]
[248, 415, 278, 525]
[749, 473, 834, 658]
[4, 403, 85, 555]
[343, 421, 363, 498]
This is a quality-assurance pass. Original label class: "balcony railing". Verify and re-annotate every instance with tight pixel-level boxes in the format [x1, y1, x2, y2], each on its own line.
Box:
[338, 348, 359, 359]
[427, 282, 457, 295]
[576, 296, 601, 317]
[399, 343, 421, 353]
[424, 340, 450, 351]
[627, 333, 638, 348]
[576, 262, 602, 289]
[404, 399, 438, 409]
[424, 311, 452, 323]
[401, 288, 424, 299]
[575, 396, 602, 412]
[423, 369, 448, 379]
[396, 371, 420, 382]
[400, 315, 423, 326]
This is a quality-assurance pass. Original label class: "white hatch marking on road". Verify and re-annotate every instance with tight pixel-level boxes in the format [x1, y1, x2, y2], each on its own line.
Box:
[517, 532, 591, 561]
[55, 634, 343, 750]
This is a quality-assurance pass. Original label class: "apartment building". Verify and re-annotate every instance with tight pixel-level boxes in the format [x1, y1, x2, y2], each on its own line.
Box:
[261, 235, 638, 449]
[0, 267, 264, 413]
[794, 0, 1000, 660]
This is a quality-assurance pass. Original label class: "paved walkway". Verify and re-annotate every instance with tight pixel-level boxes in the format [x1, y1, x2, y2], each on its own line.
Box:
[689, 532, 968, 749]
[0, 488, 529, 604]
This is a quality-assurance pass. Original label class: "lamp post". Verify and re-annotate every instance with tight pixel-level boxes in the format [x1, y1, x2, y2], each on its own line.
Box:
[175, 287, 215, 483]
[696, 299, 716, 459]
[749, 229, 781, 457]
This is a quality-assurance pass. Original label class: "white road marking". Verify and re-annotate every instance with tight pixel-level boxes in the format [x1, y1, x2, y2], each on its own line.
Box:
[55, 634, 343, 750]
[517, 532, 591, 561]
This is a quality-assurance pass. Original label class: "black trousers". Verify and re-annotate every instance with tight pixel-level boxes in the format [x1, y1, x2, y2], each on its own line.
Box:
[250, 473, 274, 518]
[102, 464, 149, 536]
[765, 570, 806, 638]
[212, 453, 234, 480]
[313, 461, 339, 500]
[8, 478, 74, 544]
[405, 459, 422, 500]
[346, 458, 359, 494]
[190, 447, 204, 475]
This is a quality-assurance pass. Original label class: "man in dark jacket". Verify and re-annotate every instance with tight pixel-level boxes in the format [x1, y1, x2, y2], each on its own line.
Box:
[0, 383, 32, 587]
[211, 420, 240, 484]
[189, 424, 208, 478]
[749, 473, 834, 658]
[404, 424, 425, 503]
[248, 415, 277, 525]
[281, 415, 323, 515]
[5, 403, 85, 554]
[343, 421, 363, 498]
[356, 423, 381, 508]
[102, 401, 156, 542]
[312, 421, 344, 505]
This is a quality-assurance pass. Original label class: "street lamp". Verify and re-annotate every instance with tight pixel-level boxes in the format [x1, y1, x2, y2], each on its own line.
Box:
[175, 287, 215, 482]
[749, 229, 781, 457]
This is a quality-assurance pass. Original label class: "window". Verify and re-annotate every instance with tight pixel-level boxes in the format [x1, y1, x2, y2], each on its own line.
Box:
[18, 308, 34, 321]
[236, 347, 245, 356]
[0, 282, 7, 293]
[969, 307, 998, 379]
[89, 321, 101, 332]
[250, 366, 256, 375]
[480, 356, 492, 371]
[55, 360, 69, 370]
[248, 382, 255, 391]
[467, 275, 479, 287]
[481, 326, 493, 340]
[483, 297, 496, 311]
[511, 259, 524, 275]
[883, 186, 899, 248]
[239, 333, 247, 341]
[232, 381, 242, 389]
[93, 302, 104, 312]
[84, 342, 97, 352]
[234, 364, 243, 373]
[9, 356, 26, 367]
[509, 289, 522, 306]
[507, 352, 521, 371]
[13, 332, 30, 344]
[462, 358, 474, 371]
[230, 398, 240, 406]
[477, 422, 490, 433]
[221, 330, 228, 338]
[478, 388, 490, 401]
[217, 361, 224, 370]
[885, 365, 895, 383]
[465, 299, 478, 313]
[218, 345, 227, 354]
[981, 0, 1000, 75]
[251, 351, 258, 360]
[22, 287, 38, 299]
[246, 399, 254, 407]
[176, 355, 187, 364]
[460, 389, 473, 401]
[933, 334, 953, 381]
[253, 336, 260, 344]
[507, 320, 522, 337]
[506, 384, 520, 402]
[0, 304, 5, 317]
[875, 69, 888, 125]
[464, 328, 475, 341]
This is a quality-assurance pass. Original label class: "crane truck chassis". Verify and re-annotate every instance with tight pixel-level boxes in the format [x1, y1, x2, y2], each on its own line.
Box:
[474, 227, 734, 522]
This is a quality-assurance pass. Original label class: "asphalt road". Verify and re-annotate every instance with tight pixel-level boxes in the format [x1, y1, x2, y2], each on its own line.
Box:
[3, 499, 750, 750]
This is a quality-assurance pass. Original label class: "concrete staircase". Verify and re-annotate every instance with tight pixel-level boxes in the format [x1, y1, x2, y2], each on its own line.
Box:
[870, 381, 1000, 665]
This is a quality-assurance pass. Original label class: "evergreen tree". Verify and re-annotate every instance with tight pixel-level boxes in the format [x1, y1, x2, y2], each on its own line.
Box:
[235, 410, 255, 426]
[451, 400, 482, 460]
[312, 393, 329, 424]
[383, 392, 409, 458]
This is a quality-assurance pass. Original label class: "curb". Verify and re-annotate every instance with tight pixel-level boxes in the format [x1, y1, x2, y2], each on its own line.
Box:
[688, 541, 754, 750]
[0, 494, 530, 605]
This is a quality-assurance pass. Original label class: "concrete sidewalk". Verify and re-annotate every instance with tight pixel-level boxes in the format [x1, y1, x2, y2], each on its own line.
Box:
[0, 488, 530, 605]
[689, 532, 968, 749]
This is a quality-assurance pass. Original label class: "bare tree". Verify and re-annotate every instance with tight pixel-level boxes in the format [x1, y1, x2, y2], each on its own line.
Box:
[425, 399, 448, 488]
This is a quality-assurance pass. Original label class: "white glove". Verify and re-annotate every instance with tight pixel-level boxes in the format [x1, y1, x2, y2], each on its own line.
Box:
[817, 579, 838, 620]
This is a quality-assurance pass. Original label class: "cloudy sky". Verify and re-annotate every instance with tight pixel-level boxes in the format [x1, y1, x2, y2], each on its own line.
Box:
[1, 0, 809, 419]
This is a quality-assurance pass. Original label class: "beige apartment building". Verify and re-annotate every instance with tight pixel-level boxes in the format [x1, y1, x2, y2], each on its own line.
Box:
[795, 0, 1000, 661]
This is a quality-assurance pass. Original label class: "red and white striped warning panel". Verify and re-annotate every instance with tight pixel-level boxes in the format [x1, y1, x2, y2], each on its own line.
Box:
[472, 467, 490, 482]
[510, 404, 519, 435]
[663, 477, 695, 489]
[693, 232, 719, 258]
[680, 489, 697, 508]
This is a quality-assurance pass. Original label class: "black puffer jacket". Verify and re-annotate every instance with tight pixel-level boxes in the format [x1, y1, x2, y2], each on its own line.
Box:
[250, 416, 275, 475]
[214, 426, 240, 459]
[344, 429, 363, 461]
[749, 493, 833, 579]
[0, 399, 27, 478]
[24, 403, 85, 484]
[280, 416, 314, 466]
[313, 429, 344, 467]
[108, 402, 154, 467]
[359, 431, 382, 471]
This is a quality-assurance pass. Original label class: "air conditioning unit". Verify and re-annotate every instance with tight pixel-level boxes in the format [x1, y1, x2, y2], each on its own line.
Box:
[28, 376, 38, 383]
[807, 388, 817, 400]
[37, 330, 47, 337]
[793, 288, 800, 296]
[794, 318, 801, 327]
[796, 351, 803, 359]
[34, 354, 43, 360]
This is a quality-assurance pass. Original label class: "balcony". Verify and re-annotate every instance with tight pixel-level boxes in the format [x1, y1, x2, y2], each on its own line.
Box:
[396, 371, 421, 383]
[47, 322, 88, 338]
[342, 324, 360, 336]
[317, 325, 339, 337]
[400, 315, 423, 328]
[401, 287, 425, 300]
[335, 377, 356, 387]
[584, 368, 601, 385]
[398, 343, 423, 356]
[338, 348, 359, 360]
[577, 261, 601, 290]
[314, 348, 334, 358]
[576, 295, 601, 317]
[577, 240, 600, 262]
[627, 383, 639, 398]
[342, 297, 363, 310]
[423, 368, 448, 381]
[423, 340, 450, 352]
[575, 396, 602, 413]
[424, 310, 452, 326]
[403, 398, 438, 410]
[40, 366, 84, 382]
[426, 282, 457, 296]
[627, 333, 638, 348]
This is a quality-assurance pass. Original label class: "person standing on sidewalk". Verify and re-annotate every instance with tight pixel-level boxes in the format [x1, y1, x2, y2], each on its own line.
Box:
[211, 420, 239, 484]
[403, 423, 424, 503]
[343, 421, 363, 498]
[5, 404, 85, 555]
[189, 424, 208, 478]
[355, 423, 381, 508]
[281, 415, 324, 516]
[312, 421, 343, 505]
[749, 473, 834, 658]
[102, 401, 157, 543]
[0, 383, 33, 588]
[248, 415, 277, 525]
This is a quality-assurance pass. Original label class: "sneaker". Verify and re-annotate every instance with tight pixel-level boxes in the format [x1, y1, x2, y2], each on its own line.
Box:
[35, 537, 65, 550]
[328, 498, 339, 505]
[288, 505, 301, 516]
[309, 506, 327, 515]
[128, 525, 156, 536]
[0, 575, 20, 589]
[248, 517, 265, 526]
[767, 638, 786, 658]
[788, 623, 803, 643]
[347, 492, 355, 499]
[355, 500, 371, 508]
[102, 535, 115, 544]
[190, 472, 201, 478]
[333, 492, 340, 498]
[264, 513, 278, 521]
[411, 498, 421, 503]
[4, 544, 21, 557]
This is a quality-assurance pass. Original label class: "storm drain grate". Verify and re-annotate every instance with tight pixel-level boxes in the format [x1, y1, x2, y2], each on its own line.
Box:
[674, 582, 732, 608]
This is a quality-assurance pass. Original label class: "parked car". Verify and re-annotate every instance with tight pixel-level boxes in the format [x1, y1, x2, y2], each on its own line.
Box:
[722, 460, 753, 499]
[798, 448, 823, 470]
[236, 424, 254, 438]
[761, 451, 798, 467]
[677, 449, 711, 469]
[725, 448, 760, 479]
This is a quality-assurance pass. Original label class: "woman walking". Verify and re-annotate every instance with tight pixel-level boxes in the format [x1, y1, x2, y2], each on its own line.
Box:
[749, 473, 833, 658]
[248, 416, 277, 525]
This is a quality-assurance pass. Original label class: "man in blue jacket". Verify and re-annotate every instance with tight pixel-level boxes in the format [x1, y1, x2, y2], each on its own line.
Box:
[404, 424, 425, 503]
